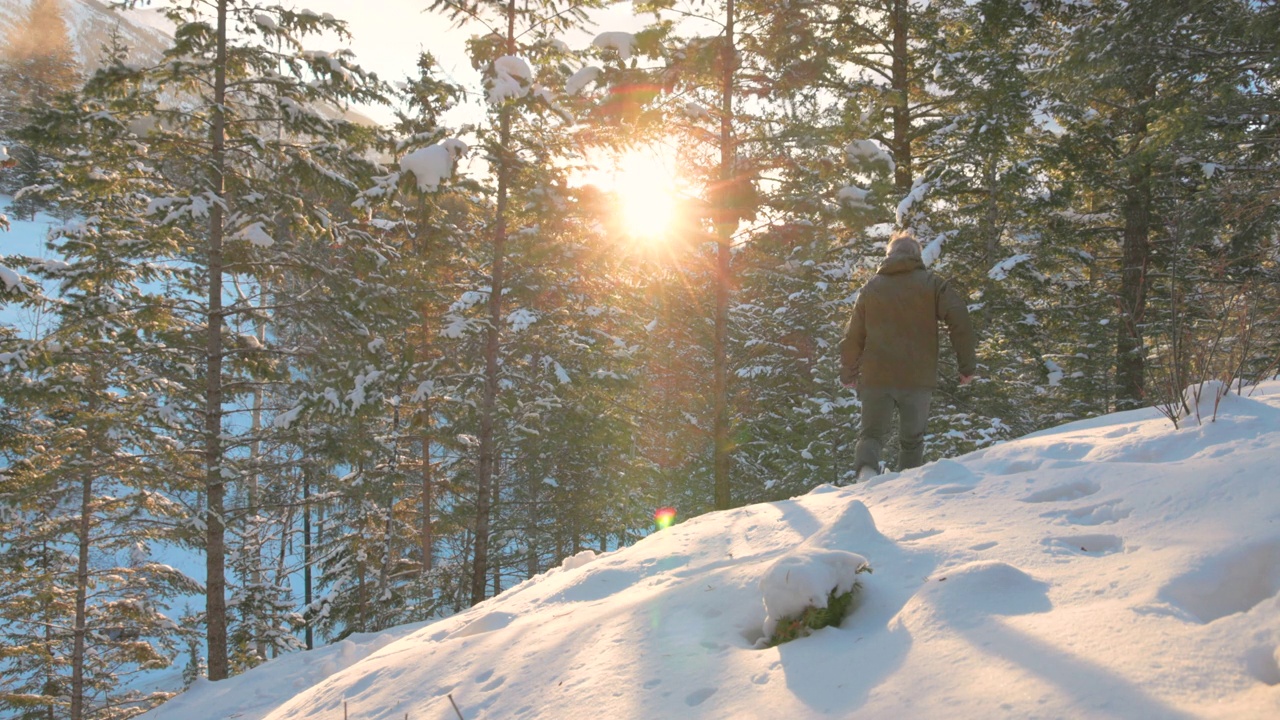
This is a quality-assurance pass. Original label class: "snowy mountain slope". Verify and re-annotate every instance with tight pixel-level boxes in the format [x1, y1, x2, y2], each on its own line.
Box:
[0, 0, 169, 72]
[0, 1, 381, 128]
[140, 382, 1280, 720]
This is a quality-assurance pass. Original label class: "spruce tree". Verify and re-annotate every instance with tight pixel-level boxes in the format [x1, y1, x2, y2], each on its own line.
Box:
[2, 96, 201, 716]
[425, 0, 607, 604]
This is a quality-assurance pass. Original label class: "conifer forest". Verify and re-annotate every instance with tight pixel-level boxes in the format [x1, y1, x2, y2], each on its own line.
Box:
[0, 0, 1277, 717]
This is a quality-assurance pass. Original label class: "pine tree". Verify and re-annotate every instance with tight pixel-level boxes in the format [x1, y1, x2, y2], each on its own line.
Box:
[1, 109, 201, 716]
[425, 0, 607, 604]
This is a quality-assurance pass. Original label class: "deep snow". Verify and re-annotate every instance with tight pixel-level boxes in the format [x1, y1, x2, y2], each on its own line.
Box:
[137, 380, 1280, 719]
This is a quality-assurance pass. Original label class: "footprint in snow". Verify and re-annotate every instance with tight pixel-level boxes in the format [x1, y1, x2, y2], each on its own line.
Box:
[480, 674, 505, 692]
[450, 612, 516, 639]
[915, 458, 980, 485]
[1042, 499, 1132, 526]
[685, 688, 718, 706]
[1042, 533, 1124, 556]
[983, 458, 1043, 475]
[1020, 479, 1101, 503]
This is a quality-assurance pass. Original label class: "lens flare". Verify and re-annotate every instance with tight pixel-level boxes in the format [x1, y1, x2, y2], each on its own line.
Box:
[654, 506, 677, 530]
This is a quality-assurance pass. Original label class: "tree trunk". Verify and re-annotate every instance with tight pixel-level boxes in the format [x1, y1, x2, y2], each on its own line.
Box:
[248, 301, 266, 663]
[421, 427, 434, 574]
[357, 537, 367, 633]
[1116, 161, 1152, 409]
[472, 0, 518, 606]
[712, 0, 736, 511]
[890, 0, 913, 194]
[70, 451, 92, 720]
[302, 468, 313, 650]
[42, 582, 55, 720]
[273, 495, 293, 659]
[421, 316, 434, 575]
[492, 458, 502, 596]
[205, 0, 230, 681]
[982, 160, 1001, 265]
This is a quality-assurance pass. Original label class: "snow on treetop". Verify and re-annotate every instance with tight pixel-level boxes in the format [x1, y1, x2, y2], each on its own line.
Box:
[0, 264, 24, 292]
[919, 231, 952, 268]
[254, 13, 278, 32]
[566, 66, 602, 96]
[988, 253, 1032, 281]
[507, 307, 538, 332]
[837, 185, 872, 209]
[294, 9, 336, 22]
[399, 139, 468, 192]
[684, 102, 712, 120]
[845, 139, 895, 173]
[489, 55, 533, 105]
[235, 222, 274, 248]
[494, 55, 531, 80]
[895, 179, 930, 225]
[593, 31, 637, 61]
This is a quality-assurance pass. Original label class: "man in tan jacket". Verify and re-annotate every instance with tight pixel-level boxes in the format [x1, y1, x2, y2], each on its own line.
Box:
[839, 231, 977, 480]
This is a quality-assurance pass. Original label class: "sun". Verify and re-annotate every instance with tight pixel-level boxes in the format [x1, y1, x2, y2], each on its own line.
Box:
[611, 148, 679, 242]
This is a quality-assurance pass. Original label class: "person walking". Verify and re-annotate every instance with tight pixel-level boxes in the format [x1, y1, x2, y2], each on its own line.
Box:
[839, 231, 978, 480]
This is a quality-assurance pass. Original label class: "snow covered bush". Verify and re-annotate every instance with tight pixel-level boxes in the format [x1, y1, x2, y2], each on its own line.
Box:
[760, 550, 872, 647]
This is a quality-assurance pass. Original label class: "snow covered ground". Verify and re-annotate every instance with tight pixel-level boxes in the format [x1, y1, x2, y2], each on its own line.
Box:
[142, 381, 1280, 719]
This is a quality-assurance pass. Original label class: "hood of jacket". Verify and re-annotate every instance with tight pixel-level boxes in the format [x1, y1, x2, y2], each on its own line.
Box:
[878, 252, 926, 276]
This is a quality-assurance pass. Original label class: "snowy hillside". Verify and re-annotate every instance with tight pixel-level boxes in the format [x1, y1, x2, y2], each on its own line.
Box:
[0, 0, 169, 71]
[142, 382, 1280, 719]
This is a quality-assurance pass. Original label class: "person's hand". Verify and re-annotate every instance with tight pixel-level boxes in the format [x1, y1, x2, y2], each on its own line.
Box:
[959, 374, 975, 386]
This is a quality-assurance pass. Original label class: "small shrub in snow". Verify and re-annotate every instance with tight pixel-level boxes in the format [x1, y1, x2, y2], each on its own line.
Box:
[760, 550, 872, 647]
[766, 585, 864, 647]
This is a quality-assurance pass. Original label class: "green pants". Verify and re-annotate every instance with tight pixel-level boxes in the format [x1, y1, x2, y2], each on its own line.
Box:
[855, 386, 933, 473]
